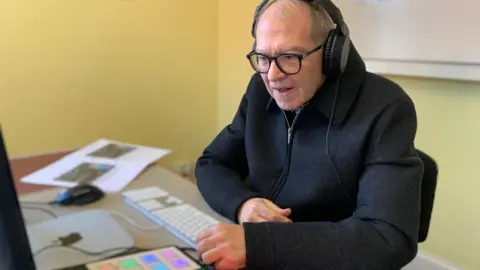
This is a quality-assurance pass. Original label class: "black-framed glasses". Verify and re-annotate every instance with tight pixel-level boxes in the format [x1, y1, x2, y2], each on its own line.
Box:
[246, 43, 323, 75]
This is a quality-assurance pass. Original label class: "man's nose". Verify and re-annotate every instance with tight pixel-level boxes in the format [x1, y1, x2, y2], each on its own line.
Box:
[268, 61, 286, 81]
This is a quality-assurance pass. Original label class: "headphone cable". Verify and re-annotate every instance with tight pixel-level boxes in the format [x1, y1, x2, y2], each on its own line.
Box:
[325, 73, 355, 211]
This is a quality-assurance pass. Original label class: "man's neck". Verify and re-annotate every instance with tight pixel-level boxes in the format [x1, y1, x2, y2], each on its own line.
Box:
[290, 102, 310, 114]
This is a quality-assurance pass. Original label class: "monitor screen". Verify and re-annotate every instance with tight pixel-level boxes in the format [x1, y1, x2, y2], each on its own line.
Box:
[0, 128, 36, 270]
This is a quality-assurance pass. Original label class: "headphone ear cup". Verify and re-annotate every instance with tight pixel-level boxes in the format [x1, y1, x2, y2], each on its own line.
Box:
[332, 35, 350, 74]
[322, 28, 351, 76]
[338, 36, 351, 73]
[322, 29, 337, 76]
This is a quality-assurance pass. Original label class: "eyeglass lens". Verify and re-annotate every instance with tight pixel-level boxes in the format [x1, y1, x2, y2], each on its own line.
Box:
[249, 54, 301, 74]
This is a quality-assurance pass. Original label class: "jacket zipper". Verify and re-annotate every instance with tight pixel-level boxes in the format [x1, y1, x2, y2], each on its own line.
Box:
[268, 107, 304, 201]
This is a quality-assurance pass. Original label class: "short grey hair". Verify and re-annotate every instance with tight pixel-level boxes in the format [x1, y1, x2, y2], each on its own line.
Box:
[253, 0, 335, 44]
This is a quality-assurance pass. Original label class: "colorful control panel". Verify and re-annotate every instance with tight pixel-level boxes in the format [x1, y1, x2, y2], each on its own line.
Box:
[85, 246, 201, 270]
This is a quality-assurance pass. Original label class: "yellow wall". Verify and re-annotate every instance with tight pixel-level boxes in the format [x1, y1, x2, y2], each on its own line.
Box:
[0, 0, 218, 169]
[217, 1, 256, 127]
[391, 76, 480, 269]
[217, 1, 479, 269]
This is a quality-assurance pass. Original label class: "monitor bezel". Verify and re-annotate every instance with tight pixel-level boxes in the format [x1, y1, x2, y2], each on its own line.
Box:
[0, 127, 37, 270]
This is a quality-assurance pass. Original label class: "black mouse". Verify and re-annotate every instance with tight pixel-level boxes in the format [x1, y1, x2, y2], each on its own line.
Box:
[53, 184, 105, 206]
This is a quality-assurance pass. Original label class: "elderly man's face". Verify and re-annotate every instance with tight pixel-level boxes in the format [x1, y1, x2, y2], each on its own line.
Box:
[255, 1, 325, 111]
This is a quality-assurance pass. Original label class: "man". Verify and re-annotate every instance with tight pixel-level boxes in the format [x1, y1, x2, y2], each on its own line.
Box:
[195, 0, 424, 269]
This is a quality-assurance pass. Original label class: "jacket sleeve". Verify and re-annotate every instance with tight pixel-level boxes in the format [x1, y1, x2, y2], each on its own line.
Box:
[195, 77, 261, 223]
[243, 97, 424, 270]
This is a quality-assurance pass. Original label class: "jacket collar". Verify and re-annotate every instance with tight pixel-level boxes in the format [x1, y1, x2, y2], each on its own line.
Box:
[266, 43, 366, 126]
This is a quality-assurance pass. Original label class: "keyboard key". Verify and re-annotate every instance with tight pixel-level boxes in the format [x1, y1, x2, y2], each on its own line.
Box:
[138, 200, 165, 211]
[151, 264, 169, 270]
[120, 258, 139, 268]
[171, 258, 190, 268]
[159, 249, 178, 259]
[141, 254, 160, 264]
[96, 263, 116, 270]
[165, 196, 183, 205]
[122, 187, 168, 202]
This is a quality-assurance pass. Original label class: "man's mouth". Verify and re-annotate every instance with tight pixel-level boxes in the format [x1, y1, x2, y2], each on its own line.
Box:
[275, 87, 293, 93]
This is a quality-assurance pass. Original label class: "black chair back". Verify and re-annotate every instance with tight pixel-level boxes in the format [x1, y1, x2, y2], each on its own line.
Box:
[416, 149, 438, 243]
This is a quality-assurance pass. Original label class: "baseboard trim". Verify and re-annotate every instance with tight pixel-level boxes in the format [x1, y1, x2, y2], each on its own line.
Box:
[10, 148, 76, 160]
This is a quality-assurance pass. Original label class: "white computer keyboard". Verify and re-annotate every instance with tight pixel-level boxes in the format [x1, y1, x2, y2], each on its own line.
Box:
[122, 187, 219, 247]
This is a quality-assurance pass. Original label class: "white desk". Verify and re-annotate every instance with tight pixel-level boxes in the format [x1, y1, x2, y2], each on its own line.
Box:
[19, 165, 230, 268]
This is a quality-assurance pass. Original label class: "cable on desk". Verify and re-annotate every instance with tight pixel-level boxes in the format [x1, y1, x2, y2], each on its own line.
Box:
[108, 210, 161, 231]
[21, 200, 56, 206]
[33, 232, 153, 258]
[33, 243, 136, 257]
[21, 205, 57, 218]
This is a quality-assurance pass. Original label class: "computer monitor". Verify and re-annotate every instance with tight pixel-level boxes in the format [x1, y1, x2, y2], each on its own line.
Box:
[0, 128, 37, 270]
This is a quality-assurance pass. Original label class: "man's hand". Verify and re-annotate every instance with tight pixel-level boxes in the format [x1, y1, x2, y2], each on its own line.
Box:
[237, 198, 292, 223]
[196, 223, 246, 270]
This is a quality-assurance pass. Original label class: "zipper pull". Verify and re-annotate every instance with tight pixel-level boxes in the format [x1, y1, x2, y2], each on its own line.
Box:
[287, 128, 292, 144]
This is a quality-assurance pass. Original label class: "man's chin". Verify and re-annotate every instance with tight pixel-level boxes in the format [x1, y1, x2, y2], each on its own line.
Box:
[275, 99, 302, 111]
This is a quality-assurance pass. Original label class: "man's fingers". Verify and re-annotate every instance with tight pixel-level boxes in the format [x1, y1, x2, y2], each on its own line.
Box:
[258, 207, 291, 222]
[270, 213, 293, 223]
[263, 200, 291, 216]
[196, 224, 216, 244]
[258, 207, 276, 220]
[279, 208, 292, 216]
[201, 244, 224, 265]
[196, 225, 223, 255]
[263, 200, 282, 211]
[270, 213, 293, 222]
[196, 235, 219, 256]
[243, 213, 269, 223]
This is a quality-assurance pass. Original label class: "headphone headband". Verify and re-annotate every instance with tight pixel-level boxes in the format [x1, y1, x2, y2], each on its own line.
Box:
[251, 0, 349, 38]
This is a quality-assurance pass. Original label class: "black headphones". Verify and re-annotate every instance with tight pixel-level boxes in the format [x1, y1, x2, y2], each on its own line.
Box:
[251, 0, 351, 77]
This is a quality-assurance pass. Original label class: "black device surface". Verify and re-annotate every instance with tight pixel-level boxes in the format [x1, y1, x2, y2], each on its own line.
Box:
[54, 184, 105, 206]
[0, 127, 37, 270]
[61, 245, 206, 270]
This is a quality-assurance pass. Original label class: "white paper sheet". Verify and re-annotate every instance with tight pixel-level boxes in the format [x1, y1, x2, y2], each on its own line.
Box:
[21, 139, 171, 193]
